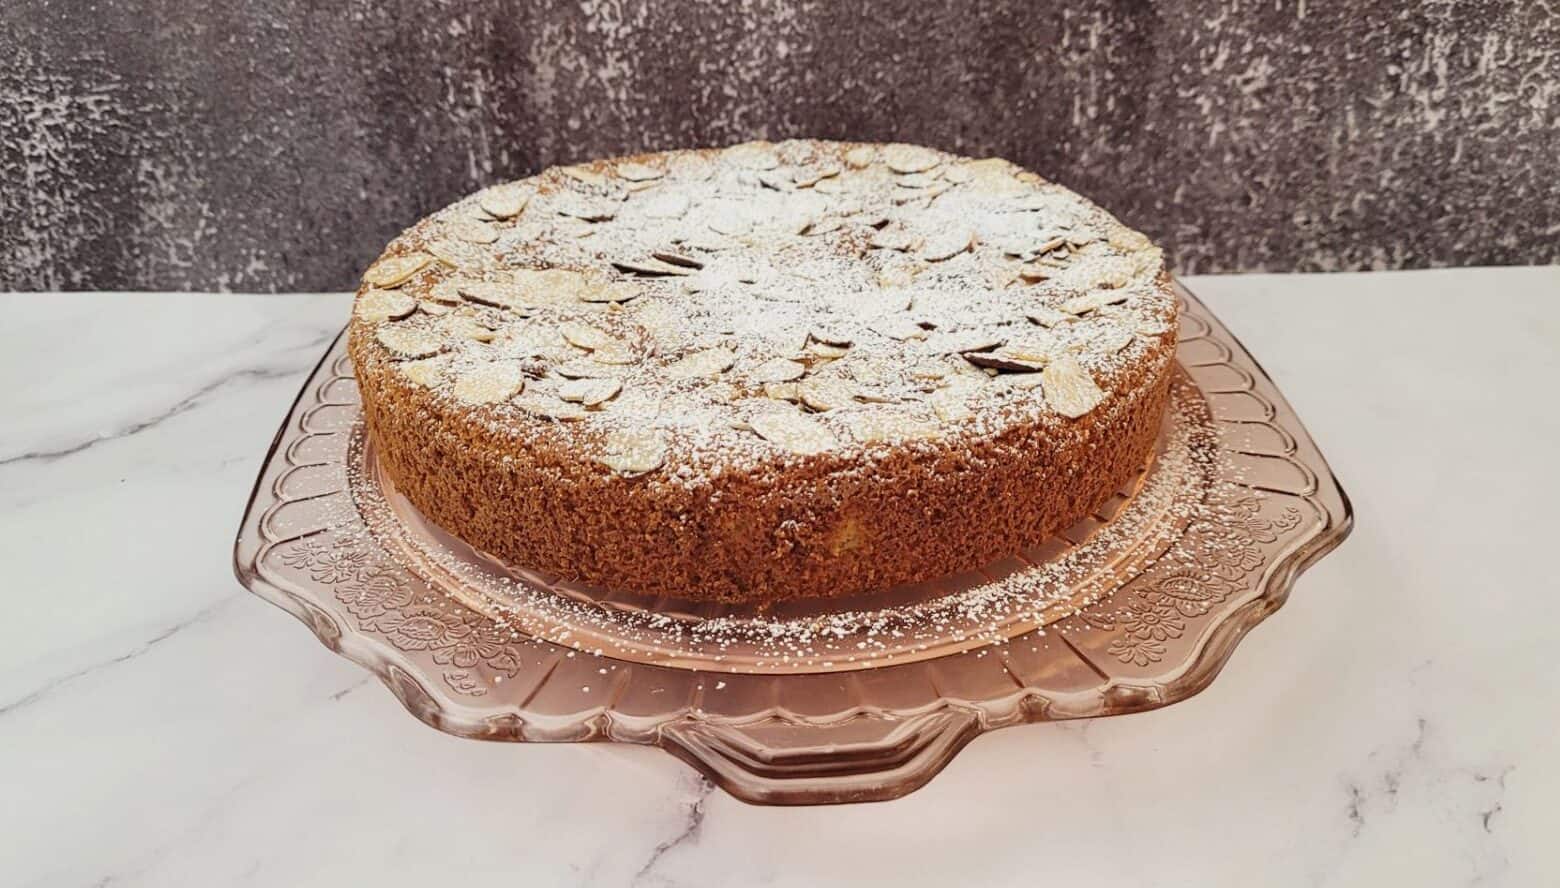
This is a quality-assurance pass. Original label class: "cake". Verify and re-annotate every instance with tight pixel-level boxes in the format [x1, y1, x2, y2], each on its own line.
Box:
[347, 139, 1179, 603]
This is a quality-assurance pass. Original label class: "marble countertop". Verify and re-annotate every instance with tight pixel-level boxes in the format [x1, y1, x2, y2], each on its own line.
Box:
[2, 267, 1556, 887]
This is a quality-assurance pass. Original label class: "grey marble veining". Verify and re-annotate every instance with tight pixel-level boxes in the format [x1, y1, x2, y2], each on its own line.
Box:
[0, 269, 1556, 886]
[2, 1, 1557, 292]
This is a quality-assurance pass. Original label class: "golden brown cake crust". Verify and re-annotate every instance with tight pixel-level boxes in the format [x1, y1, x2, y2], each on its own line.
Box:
[347, 140, 1179, 602]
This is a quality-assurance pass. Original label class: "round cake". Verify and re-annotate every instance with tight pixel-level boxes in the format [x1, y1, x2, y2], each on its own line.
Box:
[347, 139, 1179, 603]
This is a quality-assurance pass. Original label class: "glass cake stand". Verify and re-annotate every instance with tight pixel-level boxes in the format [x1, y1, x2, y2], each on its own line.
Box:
[233, 281, 1352, 805]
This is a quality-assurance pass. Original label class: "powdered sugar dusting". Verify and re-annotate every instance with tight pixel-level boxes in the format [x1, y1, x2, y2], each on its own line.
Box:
[352, 139, 1177, 482]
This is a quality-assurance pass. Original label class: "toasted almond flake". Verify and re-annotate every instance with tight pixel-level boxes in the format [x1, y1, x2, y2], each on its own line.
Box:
[895, 172, 941, 189]
[1060, 291, 1130, 315]
[870, 317, 928, 341]
[764, 382, 801, 401]
[560, 165, 608, 188]
[1041, 354, 1105, 418]
[559, 376, 622, 406]
[806, 341, 851, 359]
[363, 253, 431, 288]
[478, 185, 530, 219]
[803, 217, 843, 236]
[1137, 318, 1171, 336]
[884, 144, 940, 174]
[938, 331, 1005, 354]
[438, 314, 497, 343]
[612, 257, 692, 277]
[399, 356, 448, 387]
[921, 228, 972, 262]
[650, 251, 704, 269]
[615, 161, 664, 182]
[929, 388, 973, 422]
[794, 163, 842, 187]
[643, 192, 691, 219]
[810, 327, 853, 347]
[757, 169, 795, 191]
[451, 360, 526, 405]
[910, 361, 951, 380]
[459, 281, 525, 310]
[426, 280, 465, 304]
[424, 238, 487, 270]
[591, 343, 638, 365]
[845, 410, 938, 443]
[1091, 325, 1134, 353]
[749, 412, 837, 454]
[724, 142, 780, 170]
[554, 193, 618, 221]
[579, 280, 641, 303]
[843, 146, 876, 168]
[510, 268, 591, 306]
[595, 428, 666, 475]
[942, 164, 975, 184]
[514, 392, 587, 421]
[449, 220, 499, 244]
[869, 228, 915, 251]
[559, 321, 623, 352]
[554, 359, 623, 379]
[356, 289, 417, 322]
[1108, 227, 1153, 253]
[751, 357, 805, 383]
[1026, 305, 1071, 327]
[965, 349, 1047, 372]
[418, 300, 452, 316]
[376, 325, 444, 358]
[665, 347, 736, 379]
[798, 377, 857, 412]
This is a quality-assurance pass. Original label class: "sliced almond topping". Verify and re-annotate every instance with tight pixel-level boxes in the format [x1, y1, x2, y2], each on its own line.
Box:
[554, 193, 618, 221]
[843, 146, 876, 168]
[418, 300, 452, 316]
[1060, 290, 1130, 315]
[477, 185, 530, 220]
[1041, 354, 1106, 419]
[869, 228, 915, 251]
[910, 361, 950, 380]
[942, 164, 975, 184]
[929, 388, 973, 423]
[579, 281, 641, 303]
[921, 228, 972, 262]
[512, 268, 590, 306]
[451, 360, 526, 405]
[356, 289, 417, 322]
[1108, 227, 1153, 253]
[560, 165, 608, 188]
[425, 238, 487, 271]
[449, 220, 499, 244]
[591, 344, 638, 366]
[438, 314, 497, 343]
[845, 410, 938, 443]
[459, 281, 526, 310]
[595, 428, 666, 475]
[560, 321, 624, 352]
[965, 349, 1047, 372]
[665, 347, 736, 380]
[757, 169, 795, 191]
[376, 325, 444, 358]
[798, 377, 857, 412]
[426, 280, 465, 304]
[794, 163, 842, 187]
[764, 381, 801, 402]
[1026, 305, 1071, 327]
[806, 341, 851, 360]
[884, 144, 940, 174]
[643, 191, 691, 219]
[749, 412, 837, 455]
[615, 161, 664, 182]
[514, 392, 587, 421]
[558, 377, 622, 406]
[1091, 325, 1134, 353]
[363, 253, 431, 288]
[724, 142, 780, 170]
[398, 356, 448, 387]
[870, 317, 928, 341]
[612, 257, 692, 277]
[554, 359, 623, 379]
[810, 327, 853, 347]
[751, 357, 806, 384]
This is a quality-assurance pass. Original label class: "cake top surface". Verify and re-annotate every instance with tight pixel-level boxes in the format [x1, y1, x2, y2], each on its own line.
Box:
[351, 139, 1177, 479]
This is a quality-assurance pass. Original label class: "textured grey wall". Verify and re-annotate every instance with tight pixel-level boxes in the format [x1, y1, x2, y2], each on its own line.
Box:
[1, 0, 1556, 292]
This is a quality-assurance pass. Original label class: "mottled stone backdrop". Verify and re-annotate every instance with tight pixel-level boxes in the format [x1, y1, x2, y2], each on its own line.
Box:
[1, 0, 1556, 291]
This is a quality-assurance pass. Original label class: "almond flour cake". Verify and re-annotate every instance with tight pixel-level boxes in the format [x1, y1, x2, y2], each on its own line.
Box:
[347, 140, 1179, 603]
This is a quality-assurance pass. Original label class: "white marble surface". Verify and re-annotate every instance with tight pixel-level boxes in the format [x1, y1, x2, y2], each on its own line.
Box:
[2, 268, 1557, 887]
